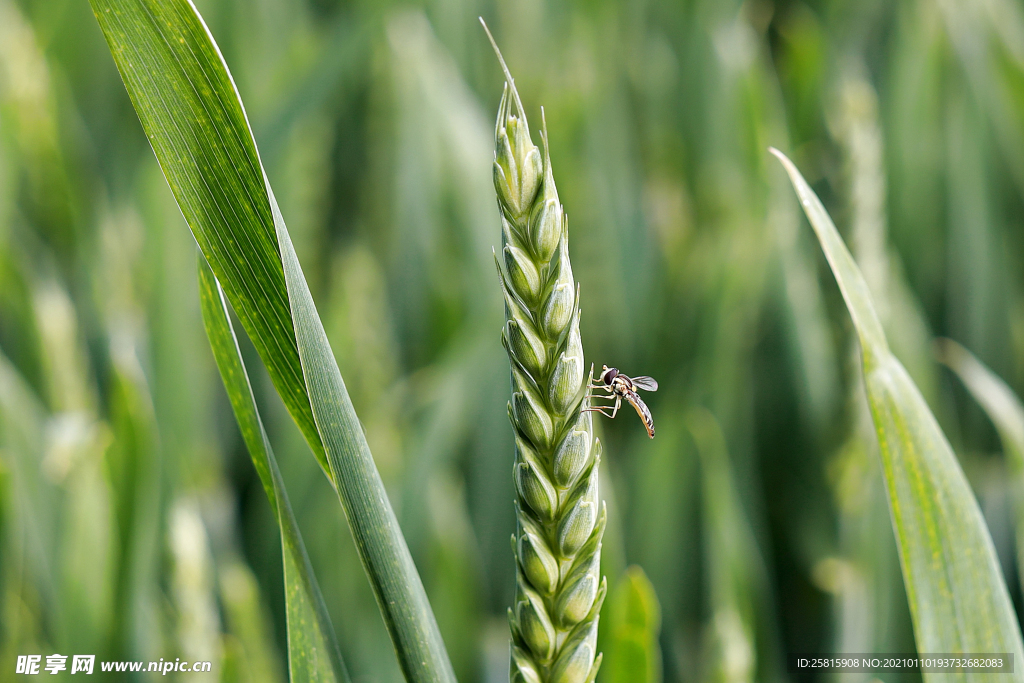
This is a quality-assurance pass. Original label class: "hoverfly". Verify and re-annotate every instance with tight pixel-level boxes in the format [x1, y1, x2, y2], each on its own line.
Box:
[583, 364, 659, 438]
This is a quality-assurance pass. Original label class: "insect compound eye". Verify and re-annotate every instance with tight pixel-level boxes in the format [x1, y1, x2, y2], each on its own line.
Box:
[604, 368, 618, 384]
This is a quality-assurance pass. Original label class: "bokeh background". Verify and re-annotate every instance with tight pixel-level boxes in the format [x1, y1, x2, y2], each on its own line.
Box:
[1, 0, 1023, 680]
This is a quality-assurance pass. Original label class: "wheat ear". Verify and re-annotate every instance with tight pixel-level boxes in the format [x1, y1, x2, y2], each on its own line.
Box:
[483, 21, 606, 683]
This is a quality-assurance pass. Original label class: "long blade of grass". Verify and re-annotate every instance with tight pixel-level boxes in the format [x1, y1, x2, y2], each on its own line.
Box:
[689, 407, 785, 683]
[602, 566, 662, 683]
[771, 148, 1024, 674]
[88, 0, 323, 472]
[89, 2, 455, 679]
[198, 257, 348, 683]
[936, 339, 1024, 471]
[272, 187, 456, 681]
[0, 351, 59, 631]
[936, 338, 1024, 599]
[106, 333, 163, 662]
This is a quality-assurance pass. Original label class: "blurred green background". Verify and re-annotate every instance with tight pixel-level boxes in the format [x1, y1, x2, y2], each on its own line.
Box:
[1, 0, 1023, 680]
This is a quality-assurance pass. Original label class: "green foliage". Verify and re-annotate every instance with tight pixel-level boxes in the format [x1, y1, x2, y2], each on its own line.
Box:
[88, 0, 323, 472]
[88, 0, 454, 679]
[198, 259, 348, 683]
[689, 408, 782, 683]
[938, 338, 1024, 601]
[2, 0, 1024, 681]
[774, 148, 1024, 678]
[601, 566, 661, 683]
[938, 339, 1024, 475]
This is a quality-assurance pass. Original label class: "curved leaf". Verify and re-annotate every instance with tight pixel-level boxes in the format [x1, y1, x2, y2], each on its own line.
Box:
[602, 566, 662, 683]
[89, 1, 455, 679]
[198, 258, 348, 683]
[937, 339, 1024, 468]
[272, 189, 456, 682]
[772, 148, 1024, 673]
[90, 0, 323, 472]
[937, 338, 1024, 599]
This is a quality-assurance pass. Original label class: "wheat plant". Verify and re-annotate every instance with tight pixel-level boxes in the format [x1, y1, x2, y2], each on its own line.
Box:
[485, 27, 606, 683]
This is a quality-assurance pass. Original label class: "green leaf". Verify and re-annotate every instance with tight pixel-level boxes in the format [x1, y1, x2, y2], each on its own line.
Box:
[936, 338, 1024, 599]
[936, 339, 1024, 472]
[0, 350, 59, 624]
[88, 1, 455, 679]
[771, 148, 1024, 675]
[601, 566, 662, 683]
[106, 332, 163, 662]
[218, 561, 287, 683]
[272, 188, 457, 682]
[198, 258, 348, 683]
[689, 407, 783, 683]
[89, 0, 323, 473]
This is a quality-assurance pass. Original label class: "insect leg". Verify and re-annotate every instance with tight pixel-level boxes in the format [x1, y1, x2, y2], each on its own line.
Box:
[583, 406, 617, 418]
[585, 389, 614, 405]
[585, 397, 614, 409]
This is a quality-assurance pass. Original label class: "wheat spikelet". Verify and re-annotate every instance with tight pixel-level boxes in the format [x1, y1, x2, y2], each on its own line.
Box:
[483, 22, 606, 683]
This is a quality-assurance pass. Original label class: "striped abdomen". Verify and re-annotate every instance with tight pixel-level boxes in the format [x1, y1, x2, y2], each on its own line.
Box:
[625, 390, 654, 438]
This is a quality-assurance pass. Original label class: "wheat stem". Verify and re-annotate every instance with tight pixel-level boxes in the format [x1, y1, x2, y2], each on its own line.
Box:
[483, 21, 605, 683]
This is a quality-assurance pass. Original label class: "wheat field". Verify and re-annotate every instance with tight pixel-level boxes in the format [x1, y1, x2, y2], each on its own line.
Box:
[2, 0, 1024, 681]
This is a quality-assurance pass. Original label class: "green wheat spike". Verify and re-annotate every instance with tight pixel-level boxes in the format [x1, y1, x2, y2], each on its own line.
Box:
[482, 20, 606, 683]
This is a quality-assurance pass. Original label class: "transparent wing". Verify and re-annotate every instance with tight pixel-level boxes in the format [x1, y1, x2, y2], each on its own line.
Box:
[630, 376, 658, 392]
